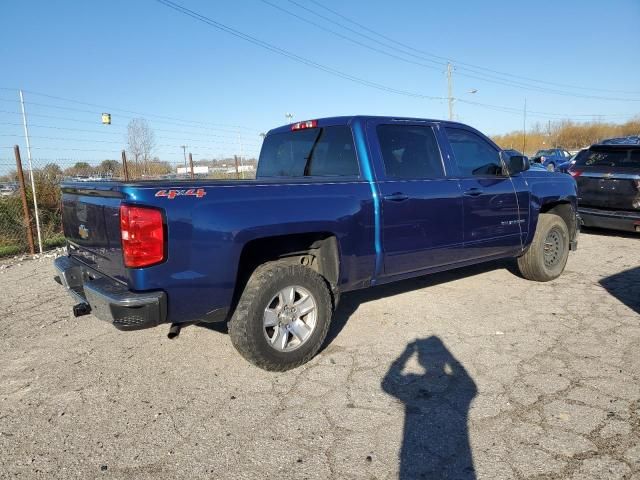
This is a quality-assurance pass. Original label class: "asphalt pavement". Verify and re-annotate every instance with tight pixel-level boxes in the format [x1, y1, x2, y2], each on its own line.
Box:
[1, 229, 639, 479]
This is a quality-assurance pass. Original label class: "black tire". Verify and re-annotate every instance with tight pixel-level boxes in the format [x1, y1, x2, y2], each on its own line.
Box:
[228, 261, 333, 371]
[517, 213, 570, 282]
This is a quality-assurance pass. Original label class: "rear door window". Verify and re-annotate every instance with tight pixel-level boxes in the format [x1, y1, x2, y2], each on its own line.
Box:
[376, 124, 444, 178]
[257, 126, 359, 178]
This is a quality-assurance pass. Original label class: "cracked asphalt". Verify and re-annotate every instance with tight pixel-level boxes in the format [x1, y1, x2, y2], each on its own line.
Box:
[1, 229, 639, 479]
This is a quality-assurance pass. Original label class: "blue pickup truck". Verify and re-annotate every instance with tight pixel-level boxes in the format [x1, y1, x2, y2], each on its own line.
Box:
[54, 116, 579, 370]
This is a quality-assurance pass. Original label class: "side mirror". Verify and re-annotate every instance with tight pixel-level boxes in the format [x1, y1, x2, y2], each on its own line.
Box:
[500, 152, 529, 175]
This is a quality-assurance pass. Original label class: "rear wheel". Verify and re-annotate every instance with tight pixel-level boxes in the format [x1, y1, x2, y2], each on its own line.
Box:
[228, 261, 333, 371]
[517, 213, 570, 282]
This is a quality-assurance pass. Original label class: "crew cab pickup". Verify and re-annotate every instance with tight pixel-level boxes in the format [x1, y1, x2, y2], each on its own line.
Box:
[54, 116, 579, 371]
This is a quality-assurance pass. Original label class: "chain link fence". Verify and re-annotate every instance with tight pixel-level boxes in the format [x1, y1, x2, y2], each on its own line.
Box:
[0, 150, 257, 258]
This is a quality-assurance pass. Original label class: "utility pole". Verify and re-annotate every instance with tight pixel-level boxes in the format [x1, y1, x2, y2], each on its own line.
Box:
[285, 112, 294, 124]
[13, 146, 35, 255]
[19, 90, 43, 254]
[522, 98, 527, 154]
[188, 153, 194, 179]
[237, 133, 245, 179]
[121, 150, 130, 181]
[180, 145, 187, 172]
[447, 62, 454, 121]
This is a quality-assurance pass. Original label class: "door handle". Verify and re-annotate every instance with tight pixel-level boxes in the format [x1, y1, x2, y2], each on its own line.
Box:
[463, 188, 483, 197]
[383, 192, 409, 202]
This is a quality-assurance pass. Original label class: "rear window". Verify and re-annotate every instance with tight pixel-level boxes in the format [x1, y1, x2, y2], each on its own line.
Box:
[575, 148, 640, 168]
[257, 126, 359, 178]
[535, 149, 555, 157]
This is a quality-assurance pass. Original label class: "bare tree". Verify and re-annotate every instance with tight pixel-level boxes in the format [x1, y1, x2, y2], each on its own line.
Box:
[126, 118, 156, 175]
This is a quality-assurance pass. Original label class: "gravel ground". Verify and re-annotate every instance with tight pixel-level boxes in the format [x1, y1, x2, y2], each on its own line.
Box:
[1, 229, 639, 480]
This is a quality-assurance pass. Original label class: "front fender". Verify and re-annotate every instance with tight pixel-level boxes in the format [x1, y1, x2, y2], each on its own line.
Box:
[522, 171, 578, 247]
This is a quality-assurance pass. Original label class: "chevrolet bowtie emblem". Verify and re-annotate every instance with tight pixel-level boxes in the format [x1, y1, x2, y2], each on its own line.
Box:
[78, 224, 89, 240]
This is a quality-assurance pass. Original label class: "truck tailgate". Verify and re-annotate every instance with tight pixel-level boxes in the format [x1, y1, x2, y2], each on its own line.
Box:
[61, 186, 127, 283]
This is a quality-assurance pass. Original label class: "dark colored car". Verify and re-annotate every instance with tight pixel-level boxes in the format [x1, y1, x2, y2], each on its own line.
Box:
[570, 144, 640, 232]
[600, 136, 640, 145]
[53, 115, 579, 370]
[530, 148, 573, 172]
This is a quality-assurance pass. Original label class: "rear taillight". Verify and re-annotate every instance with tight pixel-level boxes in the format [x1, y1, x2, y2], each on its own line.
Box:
[569, 169, 582, 178]
[120, 205, 165, 268]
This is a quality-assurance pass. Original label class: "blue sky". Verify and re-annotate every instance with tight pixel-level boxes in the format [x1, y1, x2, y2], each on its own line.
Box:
[1, 0, 639, 164]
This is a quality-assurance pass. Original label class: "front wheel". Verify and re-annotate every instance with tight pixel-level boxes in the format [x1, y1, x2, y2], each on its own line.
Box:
[517, 213, 570, 282]
[228, 261, 333, 371]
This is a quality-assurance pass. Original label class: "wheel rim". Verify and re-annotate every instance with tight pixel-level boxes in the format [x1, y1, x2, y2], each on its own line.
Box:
[543, 227, 564, 268]
[263, 285, 317, 352]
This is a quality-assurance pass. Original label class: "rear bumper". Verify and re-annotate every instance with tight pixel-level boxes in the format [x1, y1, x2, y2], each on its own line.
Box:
[579, 207, 640, 233]
[54, 255, 167, 331]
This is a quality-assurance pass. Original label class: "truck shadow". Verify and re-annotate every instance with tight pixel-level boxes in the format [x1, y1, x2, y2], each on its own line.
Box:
[324, 258, 516, 349]
[599, 266, 640, 315]
[382, 336, 477, 479]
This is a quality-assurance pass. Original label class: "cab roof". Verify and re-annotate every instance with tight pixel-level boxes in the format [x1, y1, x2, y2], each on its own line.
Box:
[266, 115, 471, 135]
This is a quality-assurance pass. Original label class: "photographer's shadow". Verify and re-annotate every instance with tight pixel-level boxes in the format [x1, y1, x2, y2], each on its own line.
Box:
[382, 337, 477, 480]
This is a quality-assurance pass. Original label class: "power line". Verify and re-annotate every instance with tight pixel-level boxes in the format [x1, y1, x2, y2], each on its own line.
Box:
[1, 133, 262, 151]
[305, 0, 640, 96]
[283, 0, 640, 101]
[0, 98, 259, 135]
[155, 0, 640, 117]
[1, 87, 252, 130]
[154, 0, 447, 101]
[0, 120, 261, 144]
[259, 0, 442, 72]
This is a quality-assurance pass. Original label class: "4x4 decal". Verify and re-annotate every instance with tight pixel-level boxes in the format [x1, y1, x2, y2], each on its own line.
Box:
[155, 188, 207, 199]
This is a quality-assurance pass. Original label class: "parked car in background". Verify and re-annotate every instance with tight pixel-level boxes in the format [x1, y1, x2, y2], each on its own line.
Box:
[0, 182, 18, 197]
[53, 116, 579, 371]
[558, 148, 589, 173]
[600, 136, 640, 145]
[530, 148, 573, 172]
[569, 143, 640, 232]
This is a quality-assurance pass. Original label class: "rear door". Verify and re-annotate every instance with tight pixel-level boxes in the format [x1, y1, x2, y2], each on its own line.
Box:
[61, 185, 126, 282]
[574, 146, 640, 210]
[367, 120, 464, 277]
[443, 127, 523, 260]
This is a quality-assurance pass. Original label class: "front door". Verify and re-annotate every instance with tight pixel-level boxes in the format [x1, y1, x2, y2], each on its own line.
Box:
[443, 127, 523, 260]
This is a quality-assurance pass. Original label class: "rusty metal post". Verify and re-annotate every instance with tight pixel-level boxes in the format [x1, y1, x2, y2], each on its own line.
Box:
[234, 155, 240, 179]
[188, 153, 194, 179]
[121, 150, 130, 181]
[13, 145, 35, 255]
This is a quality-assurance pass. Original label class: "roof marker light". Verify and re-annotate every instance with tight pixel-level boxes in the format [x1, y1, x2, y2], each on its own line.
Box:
[291, 120, 318, 131]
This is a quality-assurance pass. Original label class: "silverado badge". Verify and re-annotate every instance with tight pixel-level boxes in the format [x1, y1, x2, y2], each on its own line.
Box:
[78, 224, 89, 240]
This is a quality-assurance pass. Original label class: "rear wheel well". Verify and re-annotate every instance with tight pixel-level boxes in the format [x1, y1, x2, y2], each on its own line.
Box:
[540, 202, 577, 241]
[234, 233, 340, 308]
